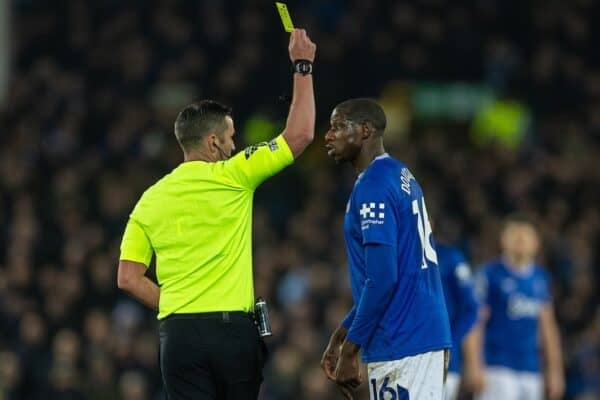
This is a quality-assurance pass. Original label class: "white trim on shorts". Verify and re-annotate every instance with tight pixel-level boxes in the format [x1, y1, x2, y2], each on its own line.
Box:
[475, 366, 542, 400]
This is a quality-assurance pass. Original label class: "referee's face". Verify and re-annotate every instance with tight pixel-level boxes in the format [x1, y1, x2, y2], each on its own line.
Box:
[325, 109, 362, 163]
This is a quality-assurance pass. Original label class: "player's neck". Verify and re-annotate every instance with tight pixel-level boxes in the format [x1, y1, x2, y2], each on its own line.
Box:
[352, 143, 386, 174]
[504, 253, 534, 270]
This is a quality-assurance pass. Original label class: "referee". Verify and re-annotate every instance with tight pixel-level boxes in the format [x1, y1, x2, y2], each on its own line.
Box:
[117, 29, 316, 400]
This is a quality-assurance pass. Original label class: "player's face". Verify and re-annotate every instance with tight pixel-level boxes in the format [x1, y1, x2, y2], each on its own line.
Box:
[324, 109, 362, 163]
[216, 116, 236, 159]
[501, 222, 540, 261]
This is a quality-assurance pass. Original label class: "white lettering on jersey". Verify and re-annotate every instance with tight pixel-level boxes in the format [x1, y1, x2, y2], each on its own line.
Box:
[507, 294, 543, 319]
[400, 168, 414, 195]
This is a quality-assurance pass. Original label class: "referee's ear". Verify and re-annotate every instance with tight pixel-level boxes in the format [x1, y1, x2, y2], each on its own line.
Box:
[207, 134, 217, 148]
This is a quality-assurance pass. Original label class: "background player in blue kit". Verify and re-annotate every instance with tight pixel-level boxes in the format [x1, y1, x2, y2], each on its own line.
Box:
[320, 98, 451, 400]
[476, 214, 564, 400]
[436, 241, 484, 400]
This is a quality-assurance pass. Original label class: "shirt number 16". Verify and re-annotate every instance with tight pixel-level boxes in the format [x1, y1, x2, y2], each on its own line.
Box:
[412, 196, 438, 269]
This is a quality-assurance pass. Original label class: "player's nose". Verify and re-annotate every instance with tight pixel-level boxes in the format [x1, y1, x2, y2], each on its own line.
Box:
[324, 129, 334, 141]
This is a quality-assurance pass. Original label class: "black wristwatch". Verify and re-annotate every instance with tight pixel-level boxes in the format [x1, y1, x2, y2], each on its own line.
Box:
[292, 59, 313, 76]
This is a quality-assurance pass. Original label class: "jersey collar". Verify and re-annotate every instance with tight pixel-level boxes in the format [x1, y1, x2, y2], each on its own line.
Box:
[501, 257, 535, 278]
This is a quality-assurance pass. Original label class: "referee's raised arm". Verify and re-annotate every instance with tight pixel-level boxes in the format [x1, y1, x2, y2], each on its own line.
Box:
[282, 28, 317, 158]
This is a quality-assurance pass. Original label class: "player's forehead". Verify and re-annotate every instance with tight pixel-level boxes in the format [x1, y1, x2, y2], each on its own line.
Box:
[330, 108, 349, 125]
[503, 222, 537, 236]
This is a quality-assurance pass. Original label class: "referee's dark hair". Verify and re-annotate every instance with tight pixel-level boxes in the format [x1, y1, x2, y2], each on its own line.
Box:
[335, 98, 387, 137]
[174, 100, 232, 152]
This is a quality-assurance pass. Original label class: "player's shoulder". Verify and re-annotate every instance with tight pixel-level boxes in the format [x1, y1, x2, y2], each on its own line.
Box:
[531, 264, 550, 281]
[437, 243, 469, 271]
[362, 154, 400, 178]
[359, 155, 410, 193]
[436, 243, 464, 259]
[477, 259, 504, 277]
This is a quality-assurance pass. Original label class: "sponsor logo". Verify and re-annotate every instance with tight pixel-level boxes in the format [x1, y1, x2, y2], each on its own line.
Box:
[268, 139, 279, 151]
[360, 202, 385, 230]
[244, 142, 268, 159]
[507, 294, 543, 319]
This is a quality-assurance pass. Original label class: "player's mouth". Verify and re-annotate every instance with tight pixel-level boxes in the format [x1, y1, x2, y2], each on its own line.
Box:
[325, 144, 336, 157]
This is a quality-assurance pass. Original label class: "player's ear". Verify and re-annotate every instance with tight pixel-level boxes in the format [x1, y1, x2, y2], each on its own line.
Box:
[360, 122, 374, 139]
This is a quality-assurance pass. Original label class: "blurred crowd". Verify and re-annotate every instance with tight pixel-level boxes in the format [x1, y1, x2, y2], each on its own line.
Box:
[1, 0, 598, 399]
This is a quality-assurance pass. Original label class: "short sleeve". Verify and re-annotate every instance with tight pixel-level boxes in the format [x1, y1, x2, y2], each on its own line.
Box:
[120, 219, 153, 267]
[538, 269, 552, 303]
[354, 179, 399, 246]
[222, 135, 294, 190]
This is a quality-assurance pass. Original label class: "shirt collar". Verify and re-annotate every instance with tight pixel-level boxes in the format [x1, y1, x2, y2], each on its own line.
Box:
[501, 257, 535, 277]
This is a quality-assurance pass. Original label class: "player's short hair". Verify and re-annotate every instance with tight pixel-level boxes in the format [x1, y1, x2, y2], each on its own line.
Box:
[502, 212, 539, 232]
[174, 100, 232, 151]
[334, 98, 387, 136]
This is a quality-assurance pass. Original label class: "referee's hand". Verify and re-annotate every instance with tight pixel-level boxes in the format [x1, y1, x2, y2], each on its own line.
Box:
[288, 28, 316, 62]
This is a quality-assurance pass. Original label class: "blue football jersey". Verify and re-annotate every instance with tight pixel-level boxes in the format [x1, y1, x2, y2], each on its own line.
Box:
[437, 243, 479, 373]
[343, 154, 451, 363]
[476, 260, 551, 372]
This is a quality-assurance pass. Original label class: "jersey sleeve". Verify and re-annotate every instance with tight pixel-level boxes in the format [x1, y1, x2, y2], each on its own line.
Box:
[221, 135, 294, 190]
[451, 251, 480, 342]
[354, 179, 400, 246]
[538, 268, 552, 303]
[120, 218, 153, 267]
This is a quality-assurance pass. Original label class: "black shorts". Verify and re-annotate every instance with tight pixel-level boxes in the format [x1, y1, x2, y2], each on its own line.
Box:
[159, 311, 267, 400]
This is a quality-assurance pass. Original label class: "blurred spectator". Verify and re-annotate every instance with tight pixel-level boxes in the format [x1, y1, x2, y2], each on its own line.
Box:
[0, 351, 23, 400]
[44, 362, 85, 400]
[118, 370, 150, 400]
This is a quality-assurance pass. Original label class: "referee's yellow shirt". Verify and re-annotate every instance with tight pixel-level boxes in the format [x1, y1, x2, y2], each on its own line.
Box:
[119, 135, 294, 319]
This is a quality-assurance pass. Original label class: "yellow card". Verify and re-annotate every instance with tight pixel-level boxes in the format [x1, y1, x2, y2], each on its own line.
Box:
[275, 2, 294, 32]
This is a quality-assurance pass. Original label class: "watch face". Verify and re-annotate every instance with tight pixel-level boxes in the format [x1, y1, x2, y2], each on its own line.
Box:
[295, 61, 312, 74]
